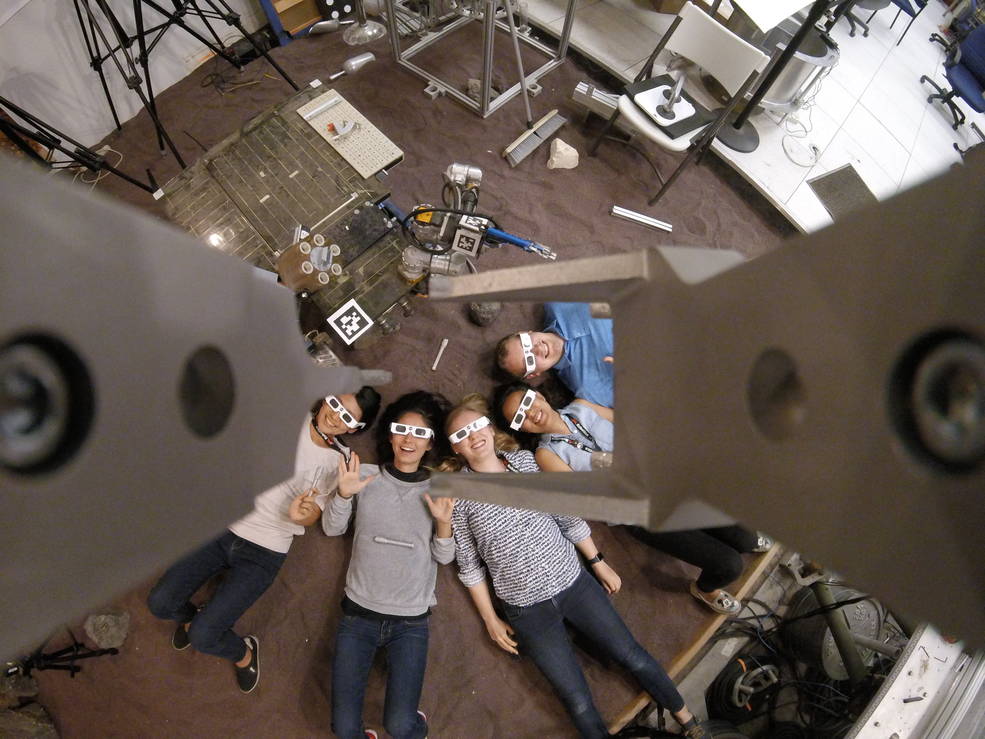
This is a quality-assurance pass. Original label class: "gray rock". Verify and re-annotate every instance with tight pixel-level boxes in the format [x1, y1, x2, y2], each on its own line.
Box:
[0, 702, 57, 738]
[0, 674, 38, 711]
[83, 611, 129, 649]
[469, 302, 502, 327]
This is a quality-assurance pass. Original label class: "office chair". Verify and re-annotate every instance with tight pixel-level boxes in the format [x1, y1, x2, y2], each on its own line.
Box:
[868, 0, 928, 45]
[840, 0, 892, 38]
[920, 24, 985, 129]
[931, 0, 981, 50]
[588, 1, 768, 207]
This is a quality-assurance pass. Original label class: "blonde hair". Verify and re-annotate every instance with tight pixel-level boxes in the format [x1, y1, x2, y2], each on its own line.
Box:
[437, 393, 519, 472]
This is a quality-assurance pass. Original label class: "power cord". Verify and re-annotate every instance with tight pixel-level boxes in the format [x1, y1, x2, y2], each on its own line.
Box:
[773, 65, 833, 168]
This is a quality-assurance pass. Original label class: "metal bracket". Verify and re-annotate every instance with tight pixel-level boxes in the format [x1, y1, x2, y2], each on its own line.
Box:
[423, 82, 446, 100]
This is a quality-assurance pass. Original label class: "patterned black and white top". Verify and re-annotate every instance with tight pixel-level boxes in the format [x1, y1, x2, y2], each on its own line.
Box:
[452, 449, 592, 607]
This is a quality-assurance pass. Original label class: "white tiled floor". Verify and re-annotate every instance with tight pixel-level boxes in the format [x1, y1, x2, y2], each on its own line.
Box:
[527, 0, 985, 232]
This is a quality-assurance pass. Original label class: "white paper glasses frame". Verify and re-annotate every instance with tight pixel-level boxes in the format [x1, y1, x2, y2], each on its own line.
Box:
[390, 422, 434, 439]
[509, 389, 537, 431]
[448, 415, 491, 444]
[325, 395, 366, 429]
[518, 332, 537, 377]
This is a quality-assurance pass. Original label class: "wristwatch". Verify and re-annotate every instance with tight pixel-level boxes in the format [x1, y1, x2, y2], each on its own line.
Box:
[586, 552, 605, 566]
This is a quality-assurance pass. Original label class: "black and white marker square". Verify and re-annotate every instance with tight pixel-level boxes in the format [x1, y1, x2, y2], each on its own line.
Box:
[327, 298, 373, 345]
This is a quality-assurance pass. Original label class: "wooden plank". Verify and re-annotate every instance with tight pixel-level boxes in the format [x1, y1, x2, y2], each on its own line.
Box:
[273, 0, 305, 12]
[607, 544, 784, 733]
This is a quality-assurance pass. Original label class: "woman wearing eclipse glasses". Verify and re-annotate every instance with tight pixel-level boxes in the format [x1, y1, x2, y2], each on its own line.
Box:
[322, 390, 456, 739]
[440, 394, 705, 739]
[146, 386, 380, 694]
[494, 381, 772, 618]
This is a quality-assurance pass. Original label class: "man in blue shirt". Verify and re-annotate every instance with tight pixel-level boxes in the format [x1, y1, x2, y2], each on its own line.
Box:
[495, 302, 614, 407]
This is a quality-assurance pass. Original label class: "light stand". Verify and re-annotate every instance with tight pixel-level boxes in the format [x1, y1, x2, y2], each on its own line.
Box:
[0, 95, 158, 193]
[4, 628, 118, 679]
[343, 0, 387, 45]
[71, 0, 299, 169]
[716, 0, 834, 153]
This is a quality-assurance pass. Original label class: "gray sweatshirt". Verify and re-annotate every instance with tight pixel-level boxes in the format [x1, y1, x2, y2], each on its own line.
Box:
[322, 464, 455, 617]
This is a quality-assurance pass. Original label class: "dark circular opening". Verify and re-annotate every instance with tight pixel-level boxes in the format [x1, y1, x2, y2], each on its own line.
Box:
[178, 346, 235, 438]
[747, 348, 807, 441]
[889, 330, 985, 474]
[0, 334, 95, 475]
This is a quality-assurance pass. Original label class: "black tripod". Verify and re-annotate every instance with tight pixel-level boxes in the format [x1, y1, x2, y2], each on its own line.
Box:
[4, 628, 118, 679]
[72, 0, 299, 168]
[0, 94, 158, 193]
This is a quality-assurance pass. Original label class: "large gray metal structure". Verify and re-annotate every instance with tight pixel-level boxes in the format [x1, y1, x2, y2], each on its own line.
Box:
[1, 146, 983, 662]
[430, 153, 985, 646]
[0, 158, 387, 659]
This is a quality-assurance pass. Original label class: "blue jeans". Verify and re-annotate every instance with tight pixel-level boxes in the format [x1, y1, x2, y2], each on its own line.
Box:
[146, 531, 285, 661]
[503, 569, 684, 739]
[331, 613, 429, 739]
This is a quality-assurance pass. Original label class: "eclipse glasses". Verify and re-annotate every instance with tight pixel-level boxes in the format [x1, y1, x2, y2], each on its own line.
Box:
[390, 422, 434, 439]
[518, 332, 537, 378]
[325, 395, 365, 430]
[509, 389, 537, 431]
[448, 415, 491, 444]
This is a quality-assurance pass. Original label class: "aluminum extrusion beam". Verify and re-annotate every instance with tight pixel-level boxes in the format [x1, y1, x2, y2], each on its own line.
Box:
[0, 158, 389, 659]
[430, 154, 985, 646]
[383, 0, 576, 118]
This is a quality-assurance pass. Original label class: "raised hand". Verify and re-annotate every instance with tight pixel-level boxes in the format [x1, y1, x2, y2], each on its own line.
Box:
[423, 493, 456, 525]
[484, 615, 519, 655]
[288, 489, 319, 523]
[337, 452, 376, 499]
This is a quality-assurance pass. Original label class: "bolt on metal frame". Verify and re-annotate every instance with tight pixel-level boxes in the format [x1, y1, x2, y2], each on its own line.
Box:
[382, 0, 576, 117]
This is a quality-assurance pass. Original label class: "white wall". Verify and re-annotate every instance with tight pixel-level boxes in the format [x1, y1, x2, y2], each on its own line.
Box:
[0, 0, 265, 147]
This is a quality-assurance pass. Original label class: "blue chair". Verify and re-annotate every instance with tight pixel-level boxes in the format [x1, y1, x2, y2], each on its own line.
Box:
[868, 0, 928, 45]
[920, 24, 985, 129]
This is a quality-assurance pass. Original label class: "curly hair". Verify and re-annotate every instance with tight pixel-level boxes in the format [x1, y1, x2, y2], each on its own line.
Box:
[491, 381, 543, 451]
[375, 390, 452, 467]
[309, 386, 382, 434]
[437, 393, 519, 472]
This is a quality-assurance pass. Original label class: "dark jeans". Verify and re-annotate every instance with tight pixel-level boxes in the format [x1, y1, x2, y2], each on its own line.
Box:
[626, 524, 758, 592]
[331, 613, 429, 739]
[146, 531, 285, 662]
[503, 569, 684, 739]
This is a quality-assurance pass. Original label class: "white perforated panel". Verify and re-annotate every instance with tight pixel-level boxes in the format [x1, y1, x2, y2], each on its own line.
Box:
[296, 90, 403, 179]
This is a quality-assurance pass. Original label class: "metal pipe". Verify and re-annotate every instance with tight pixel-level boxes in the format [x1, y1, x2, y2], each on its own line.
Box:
[731, 0, 833, 129]
[505, 0, 533, 126]
[812, 580, 868, 689]
[610, 205, 673, 233]
[850, 633, 902, 659]
[481, 0, 496, 115]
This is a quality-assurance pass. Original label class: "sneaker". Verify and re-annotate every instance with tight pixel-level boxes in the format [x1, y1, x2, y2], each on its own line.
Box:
[171, 622, 191, 651]
[681, 716, 707, 739]
[751, 532, 774, 553]
[236, 635, 260, 694]
[364, 732, 378, 739]
[689, 581, 742, 615]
